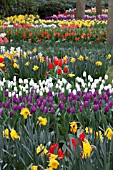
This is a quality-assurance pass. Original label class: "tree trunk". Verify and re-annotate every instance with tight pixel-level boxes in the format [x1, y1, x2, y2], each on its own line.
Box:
[75, 0, 85, 19]
[96, 0, 102, 18]
[107, 0, 113, 44]
[26, 0, 29, 14]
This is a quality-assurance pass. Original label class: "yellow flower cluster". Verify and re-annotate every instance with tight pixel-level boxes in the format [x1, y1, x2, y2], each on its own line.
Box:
[36, 144, 48, 156]
[38, 116, 47, 126]
[70, 121, 77, 134]
[2, 14, 40, 25]
[30, 166, 38, 170]
[96, 61, 103, 66]
[46, 154, 59, 170]
[82, 140, 92, 158]
[105, 128, 113, 140]
[20, 107, 31, 119]
[3, 128, 20, 140]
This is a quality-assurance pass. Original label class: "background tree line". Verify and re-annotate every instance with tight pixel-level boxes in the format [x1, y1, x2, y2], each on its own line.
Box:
[0, 0, 108, 18]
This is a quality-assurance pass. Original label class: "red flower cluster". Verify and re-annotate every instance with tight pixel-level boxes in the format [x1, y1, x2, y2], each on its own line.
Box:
[47, 143, 64, 160]
[48, 57, 69, 75]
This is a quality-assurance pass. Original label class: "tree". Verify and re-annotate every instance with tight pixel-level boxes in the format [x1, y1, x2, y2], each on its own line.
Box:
[96, 0, 102, 17]
[75, 0, 85, 19]
[107, 0, 113, 44]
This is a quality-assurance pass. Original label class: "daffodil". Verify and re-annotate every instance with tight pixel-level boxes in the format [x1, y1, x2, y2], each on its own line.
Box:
[48, 159, 59, 169]
[13, 63, 19, 69]
[70, 58, 76, 63]
[36, 144, 48, 156]
[30, 166, 38, 170]
[25, 62, 30, 66]
[82, 140, 92, 158]
[96, 131, 103, 141]
[70, 122, 77, 134]
[49, 154, 58, 160]
[33, 65, 39, 71]
[68, 74, 75, 78]
[20, 107, 31, 119]
[105, 128, 113, 140]
[78, 55, 84, 61]
[10, 128, 20, 140]
[38, 116, 47, 126]
[106, 54, 111, 59]
[96, 61, 103, 66]
[3, 128, 9, 139]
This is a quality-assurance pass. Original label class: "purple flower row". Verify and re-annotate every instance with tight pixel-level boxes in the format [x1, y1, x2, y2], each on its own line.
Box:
[45, 14, 108, 21]
[0, 88, 113, 118]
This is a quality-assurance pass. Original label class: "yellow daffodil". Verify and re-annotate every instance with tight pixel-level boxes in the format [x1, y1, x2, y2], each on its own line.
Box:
[30, 166, 38, 170]
[10, 128, 20, 140]
[63, 55, 68, 61]
[68, 74, 75, 78]
[20, 107, 31, 119]
[39, 56, 45, 63]
[38, 116, 47, 126]
[78, 55, 84, 61]
[70, 58, 76, 63]
[104, 128, 113, 140]
[85, 56, 89, 60]
[13, 63, 19, 69]
[85, 127, 93, 134]
[48, 159, 59, 169]
[96, 61, 103, 66]
[45, 167, 53, 170]
[49, 154, 58, 160]
[106, 54, 111, 59]
[36, 144, 48, 156]
[33, 65, 39, 71]
[70, 122, 77, 134]
[33, 48, 37, 53]
[82, 140, 92, 158]
[25, 62, 30, 66]
[96, 131, 103, 141]
[3, 128, 9, 139]
[75, 52, 78, 56]
[0, 63, 5, 67]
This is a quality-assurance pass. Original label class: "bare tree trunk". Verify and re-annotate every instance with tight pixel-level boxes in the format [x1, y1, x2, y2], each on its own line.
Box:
[96, 0, 102, 18]
[107, 0, 113, 44]
[75, 0, 85, 19]
[26, 0, 29, 14]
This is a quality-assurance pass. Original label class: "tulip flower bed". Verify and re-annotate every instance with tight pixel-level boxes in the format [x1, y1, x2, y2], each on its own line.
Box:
[0, 73, 113, 169]
[0, 11, 113, 170]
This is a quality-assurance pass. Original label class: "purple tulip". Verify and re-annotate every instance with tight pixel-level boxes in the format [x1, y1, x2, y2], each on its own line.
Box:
[104, 105, 109, 112]
[79, 106, 83, 112]
[67, 106, 71, 113]
[48, 91, 53, 97]
[0, 109, 4, 115]
[68, 96, 73, 102]
[10, 110, 15, 117]
[93, 105, 99, 112]
[30, 87, 34, 94]
[33, 93, 37, 100]
[99, 94, 103, 100]
[72, 100, 76, 105]
[44, 107, 48, 114]
[50, 108, 55, 114]
[84, 101, 89, 108]
[28, 101, 32, 107]
[5, 101, 10, 108]
[12, 104, 18, 111]
[4, 90, 8, 97]
[31, 105, 36, 112]
[36, 99, 42, 107]
[62, 96, 66, 103]
[71, 107, 75, 113]
[94, 98, 99, 105]
[1, 102, 5, 107]
[59, 102, 64, 110]
[39, 105, 44, 112]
